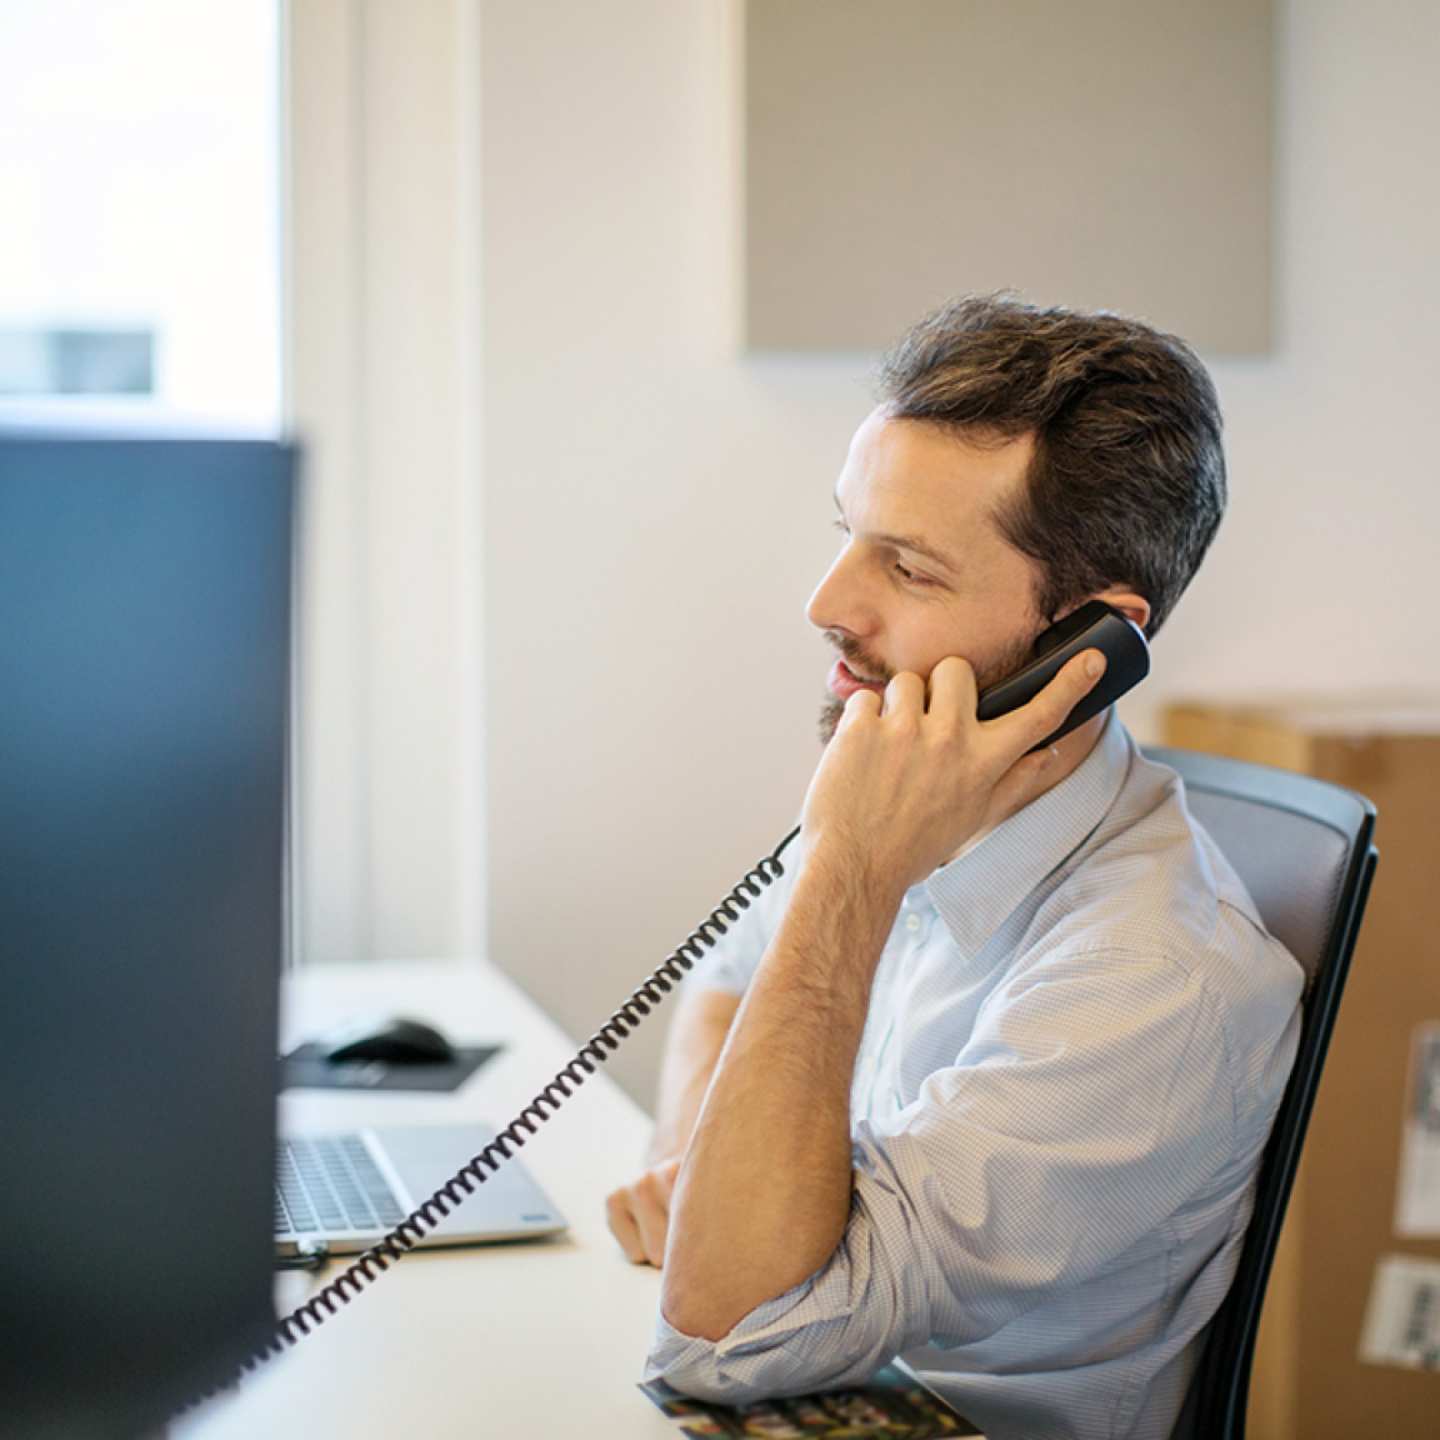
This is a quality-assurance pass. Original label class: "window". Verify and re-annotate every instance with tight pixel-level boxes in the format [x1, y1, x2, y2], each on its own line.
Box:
[0, 0, 281, 430]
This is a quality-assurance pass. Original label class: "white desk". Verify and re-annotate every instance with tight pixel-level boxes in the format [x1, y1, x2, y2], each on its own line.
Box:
[174, 961, 680, 1439]
[166, 963, 1322, 1440]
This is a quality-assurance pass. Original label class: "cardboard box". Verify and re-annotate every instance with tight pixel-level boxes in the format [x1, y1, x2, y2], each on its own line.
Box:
[1161, 697, 1440, 1439]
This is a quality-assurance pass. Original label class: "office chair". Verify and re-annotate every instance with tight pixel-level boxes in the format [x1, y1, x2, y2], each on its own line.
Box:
[1140, 745, 1379, 1440]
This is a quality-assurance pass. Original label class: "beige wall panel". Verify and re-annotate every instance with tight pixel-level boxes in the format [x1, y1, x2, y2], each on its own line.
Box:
[746, 0, 1272, 353]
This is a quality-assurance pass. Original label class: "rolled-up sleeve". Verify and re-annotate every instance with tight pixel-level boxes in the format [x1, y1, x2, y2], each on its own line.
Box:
[643, 947, 1239, 1404]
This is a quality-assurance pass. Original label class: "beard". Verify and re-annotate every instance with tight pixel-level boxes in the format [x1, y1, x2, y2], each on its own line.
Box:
[816, 694, 848, 745]
[816, 628, 1039, 745]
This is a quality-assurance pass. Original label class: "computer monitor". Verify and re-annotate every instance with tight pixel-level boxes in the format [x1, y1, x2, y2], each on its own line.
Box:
[0, 429, 295, 1439]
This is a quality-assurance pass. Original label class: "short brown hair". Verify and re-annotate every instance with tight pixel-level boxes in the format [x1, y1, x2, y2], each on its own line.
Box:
[877, 293, 1226, 640]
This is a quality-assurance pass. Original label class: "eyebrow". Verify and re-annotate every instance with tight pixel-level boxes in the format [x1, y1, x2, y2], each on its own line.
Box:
[832, 491, 961, 577]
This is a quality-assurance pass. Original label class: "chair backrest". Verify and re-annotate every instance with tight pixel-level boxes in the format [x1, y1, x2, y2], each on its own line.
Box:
[1141, 746, 1379, 1440]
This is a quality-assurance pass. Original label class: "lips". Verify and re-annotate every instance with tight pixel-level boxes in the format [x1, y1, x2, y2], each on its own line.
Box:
[827, 657, 888, 701]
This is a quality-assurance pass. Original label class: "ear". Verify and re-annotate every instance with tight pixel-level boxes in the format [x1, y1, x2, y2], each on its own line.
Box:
[1091, 589, 1150, 635]
[1048, 590, 1152, 634]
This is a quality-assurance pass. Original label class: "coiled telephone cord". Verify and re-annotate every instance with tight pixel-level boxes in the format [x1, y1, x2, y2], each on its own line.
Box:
[218, 822, 802, 1391]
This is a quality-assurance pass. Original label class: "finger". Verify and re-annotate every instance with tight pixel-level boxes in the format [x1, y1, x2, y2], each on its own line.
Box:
[656, 1155, 683, 1199]
[924, 655, 979, 728]
[837, 686, 882, 730]
[881, 670, 924, 720]
[630, 1179, 671, 1267]
[992, 648, 1107, 756]
[605, 1189, 647, 1264]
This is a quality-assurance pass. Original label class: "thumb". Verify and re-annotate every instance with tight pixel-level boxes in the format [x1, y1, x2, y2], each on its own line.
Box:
[657, 1155, 683, 1198]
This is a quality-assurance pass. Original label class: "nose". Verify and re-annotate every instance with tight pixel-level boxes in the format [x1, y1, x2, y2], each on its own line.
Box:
[806, 544, 873, 639]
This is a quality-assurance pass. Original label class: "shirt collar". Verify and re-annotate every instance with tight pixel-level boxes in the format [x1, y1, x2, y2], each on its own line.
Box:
[924, 708, 1134, 956]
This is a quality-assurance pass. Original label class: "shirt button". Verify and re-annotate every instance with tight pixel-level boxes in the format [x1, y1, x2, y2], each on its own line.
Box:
[905, 913, 922, 933]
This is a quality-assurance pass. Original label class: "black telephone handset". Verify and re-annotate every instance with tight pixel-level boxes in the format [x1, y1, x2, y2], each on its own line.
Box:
[223, 602, 1150, 1387]
[977, 599, 1150, 751]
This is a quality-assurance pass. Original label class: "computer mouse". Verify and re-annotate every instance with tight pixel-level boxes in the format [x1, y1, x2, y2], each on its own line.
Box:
[320, 1015, 457, 1065]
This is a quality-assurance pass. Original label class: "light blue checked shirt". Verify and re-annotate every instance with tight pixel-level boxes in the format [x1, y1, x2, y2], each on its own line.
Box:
[643, 710, 1303, 1440]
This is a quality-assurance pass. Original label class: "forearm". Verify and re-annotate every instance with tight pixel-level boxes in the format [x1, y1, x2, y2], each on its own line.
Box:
[647, 987, 741, 1165]
[661, 853, 904, 1340]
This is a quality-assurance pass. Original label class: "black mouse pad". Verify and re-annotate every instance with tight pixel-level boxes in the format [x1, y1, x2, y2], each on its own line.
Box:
[279, 1043, 501, 1093]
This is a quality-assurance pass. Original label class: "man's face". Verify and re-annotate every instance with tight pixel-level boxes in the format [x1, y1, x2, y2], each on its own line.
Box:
[808, 407, 1049, 744]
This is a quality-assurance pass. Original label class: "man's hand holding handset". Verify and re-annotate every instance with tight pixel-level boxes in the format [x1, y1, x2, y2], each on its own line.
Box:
[797, 647, 1107, 890]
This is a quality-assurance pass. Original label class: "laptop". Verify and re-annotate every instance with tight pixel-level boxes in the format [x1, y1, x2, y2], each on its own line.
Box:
[275, 1123, 568, 1257]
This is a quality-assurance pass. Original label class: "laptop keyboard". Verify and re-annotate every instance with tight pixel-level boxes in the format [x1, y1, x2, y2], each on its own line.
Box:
[275, 1135, 408, 1237]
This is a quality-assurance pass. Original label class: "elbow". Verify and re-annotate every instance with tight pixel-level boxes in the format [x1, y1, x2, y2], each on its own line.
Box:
[660, 1273, 746, 1344]
[661, 1220, 843, 1342]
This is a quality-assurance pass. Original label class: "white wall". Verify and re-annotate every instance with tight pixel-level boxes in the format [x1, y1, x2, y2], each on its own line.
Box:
[1177, 1, 1440, 711]
[287, 0, 484, 968]
[481, 0, 1440, 1113]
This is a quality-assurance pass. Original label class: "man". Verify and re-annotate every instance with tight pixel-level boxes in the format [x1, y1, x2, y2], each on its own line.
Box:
[607, 294, 1302, 1440]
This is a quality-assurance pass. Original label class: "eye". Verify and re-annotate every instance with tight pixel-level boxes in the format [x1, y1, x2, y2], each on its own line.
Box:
[893, 562, 932, 586]
[831, 518, 849, 535]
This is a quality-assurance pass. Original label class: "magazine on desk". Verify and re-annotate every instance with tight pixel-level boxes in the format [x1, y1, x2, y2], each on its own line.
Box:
[638, 1361, 981, 1438]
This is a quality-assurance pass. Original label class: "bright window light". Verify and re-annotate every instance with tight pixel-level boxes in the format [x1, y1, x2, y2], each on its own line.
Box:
[0, 0, 281, 432]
